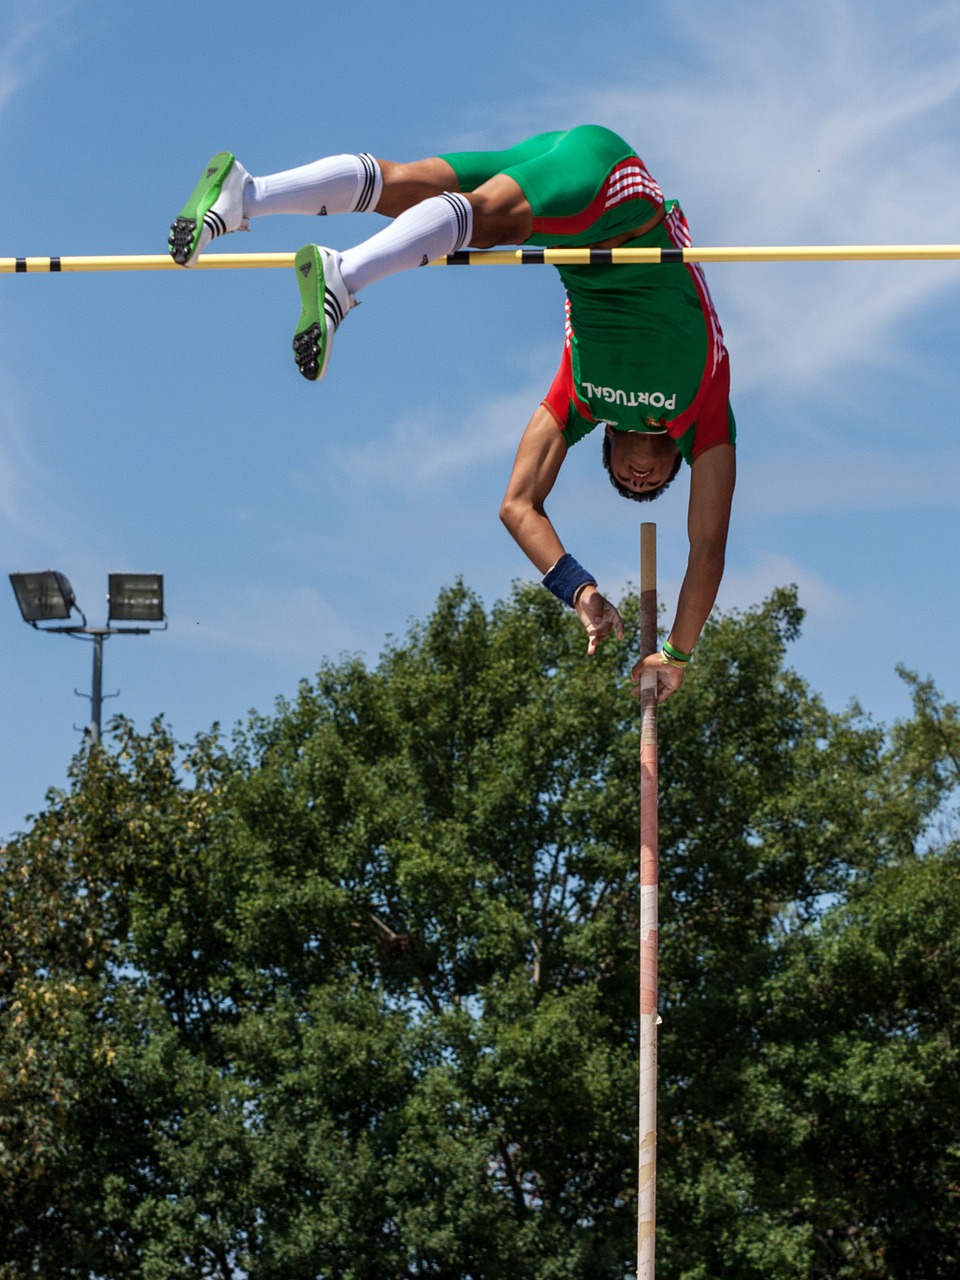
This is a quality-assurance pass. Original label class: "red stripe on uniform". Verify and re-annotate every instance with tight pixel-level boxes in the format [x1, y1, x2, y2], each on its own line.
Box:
[664, 205, 724, 379]
[531, 157, 664, 237]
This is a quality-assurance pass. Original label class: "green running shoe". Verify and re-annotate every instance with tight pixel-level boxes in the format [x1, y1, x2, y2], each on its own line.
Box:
[168, 152, 250, 267]
[292, 244, 355, 382]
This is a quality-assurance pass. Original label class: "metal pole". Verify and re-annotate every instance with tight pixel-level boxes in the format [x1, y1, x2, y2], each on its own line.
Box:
[89, 631, 104, 744]
[637, 523, 659, 1280]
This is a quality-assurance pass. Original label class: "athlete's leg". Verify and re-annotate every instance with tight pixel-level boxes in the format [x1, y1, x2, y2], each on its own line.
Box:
[372, 158, 461, 215]
[290, 168, 535, 381]
[170, 152, 460, 266]
[464, 173, 533, 247]
[337, 169, 532, 292]
[247, 153, 532, 236]
[246, 148, 533, 250]
[171, 133, 562, 370]
[245, 153, 384, 217]
[289, 149, 547, 381]
[292, 189, 476, 381]
[247, 155, 468, 218]
[170, 135, 563, 265]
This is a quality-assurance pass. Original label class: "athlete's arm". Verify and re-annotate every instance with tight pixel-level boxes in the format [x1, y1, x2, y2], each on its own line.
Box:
[500, 404, 624, 654]
[632, 441, 736, 700]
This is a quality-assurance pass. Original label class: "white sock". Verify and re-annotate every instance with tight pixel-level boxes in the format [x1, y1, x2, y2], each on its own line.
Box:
[339, 193, 473, 294]
[243, 153, 383, 219]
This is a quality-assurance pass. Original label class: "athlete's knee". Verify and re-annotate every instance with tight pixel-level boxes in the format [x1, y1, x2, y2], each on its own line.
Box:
[466, 175, 533, 247]
[375, 157, 460, 216]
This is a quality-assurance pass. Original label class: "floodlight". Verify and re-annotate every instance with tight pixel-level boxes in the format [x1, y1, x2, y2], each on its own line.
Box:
[107, 573, 164, 623]
[9, 570, 77, 623]
[10, 568, 167, 744]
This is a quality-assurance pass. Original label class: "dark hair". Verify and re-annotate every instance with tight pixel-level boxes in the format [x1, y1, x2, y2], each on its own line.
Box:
[601, 433, 684, 503]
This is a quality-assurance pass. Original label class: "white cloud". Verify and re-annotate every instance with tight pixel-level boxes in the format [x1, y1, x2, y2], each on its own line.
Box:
[0, 1, 74, 120]
[0, 1, 80, 543]
[170, 583, 364, 665]
[321, 385, 541, 489]
[737, 447, 960, 516]
[589, 549, 852, 642]
[0, 396, 64, 543]
[714, 551, 853, 623]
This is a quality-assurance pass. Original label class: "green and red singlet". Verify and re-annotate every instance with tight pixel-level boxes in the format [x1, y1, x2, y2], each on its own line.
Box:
[441, 124, 736, 462]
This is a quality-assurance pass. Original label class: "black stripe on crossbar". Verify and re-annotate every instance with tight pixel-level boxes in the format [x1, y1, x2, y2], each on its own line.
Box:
[50, 257, 61, 272]
[441, 247, 691, 265]
[15, 258, 26, 272]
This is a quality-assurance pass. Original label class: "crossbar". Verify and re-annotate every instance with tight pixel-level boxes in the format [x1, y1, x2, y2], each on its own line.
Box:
[2, 244, 960, 274]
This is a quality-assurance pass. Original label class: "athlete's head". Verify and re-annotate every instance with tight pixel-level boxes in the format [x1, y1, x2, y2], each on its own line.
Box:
[602, 426, 682, 502]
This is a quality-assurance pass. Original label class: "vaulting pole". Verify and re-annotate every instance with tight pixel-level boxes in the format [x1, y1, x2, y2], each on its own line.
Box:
[637, 522, 659, 1280]
[2, 244, 960, 273]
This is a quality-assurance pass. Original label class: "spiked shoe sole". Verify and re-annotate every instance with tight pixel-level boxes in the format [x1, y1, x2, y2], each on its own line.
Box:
[169, 152, 237, 266]
[292, 245, 330, 381]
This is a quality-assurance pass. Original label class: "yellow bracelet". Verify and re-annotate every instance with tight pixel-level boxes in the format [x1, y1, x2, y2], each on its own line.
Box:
[662, 638, 692, 663]
[658, 649, 687, 670]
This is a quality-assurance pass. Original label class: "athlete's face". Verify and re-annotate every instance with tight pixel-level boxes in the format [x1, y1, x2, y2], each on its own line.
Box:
[605, 427, 680, 494]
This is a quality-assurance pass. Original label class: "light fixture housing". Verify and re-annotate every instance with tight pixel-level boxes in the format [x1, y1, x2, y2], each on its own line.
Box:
[107, 573, 165, 624]
[9, 570, 77, 622]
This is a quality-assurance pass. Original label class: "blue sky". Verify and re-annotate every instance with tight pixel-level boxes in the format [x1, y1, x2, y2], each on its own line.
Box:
[2, 0, 960, 838]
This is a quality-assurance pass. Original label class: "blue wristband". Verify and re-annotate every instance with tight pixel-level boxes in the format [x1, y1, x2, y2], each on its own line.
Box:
[542, 554, 597, 608]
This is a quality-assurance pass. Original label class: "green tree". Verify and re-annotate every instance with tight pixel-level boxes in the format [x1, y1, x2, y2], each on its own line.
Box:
[1, 582, 957, 1279]
[654, 613, 960, 1280]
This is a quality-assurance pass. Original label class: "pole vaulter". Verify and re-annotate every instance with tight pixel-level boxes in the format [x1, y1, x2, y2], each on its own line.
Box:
[10, 121, 957, 1275]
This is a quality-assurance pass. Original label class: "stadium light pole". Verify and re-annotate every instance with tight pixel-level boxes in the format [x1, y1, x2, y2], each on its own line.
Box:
[9, 570, 167, 744]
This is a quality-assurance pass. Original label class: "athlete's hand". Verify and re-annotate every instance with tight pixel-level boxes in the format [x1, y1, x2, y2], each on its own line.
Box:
[631, 651, 686, 702]
[574, 587, 625, 655]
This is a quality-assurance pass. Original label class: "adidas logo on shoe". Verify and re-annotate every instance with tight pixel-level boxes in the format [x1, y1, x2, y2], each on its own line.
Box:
[299, 262, 312, 279]
[169, 151, 250, 266]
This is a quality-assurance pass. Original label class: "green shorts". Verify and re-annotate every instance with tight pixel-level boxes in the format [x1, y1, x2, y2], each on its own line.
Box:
[439, 124, 665, 247]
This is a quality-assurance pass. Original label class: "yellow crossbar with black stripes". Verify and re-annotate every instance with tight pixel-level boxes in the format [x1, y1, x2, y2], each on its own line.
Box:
[2, 245, 960, 273]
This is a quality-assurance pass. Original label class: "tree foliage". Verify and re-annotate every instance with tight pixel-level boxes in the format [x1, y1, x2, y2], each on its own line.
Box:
[1, 582, 957, 1278]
